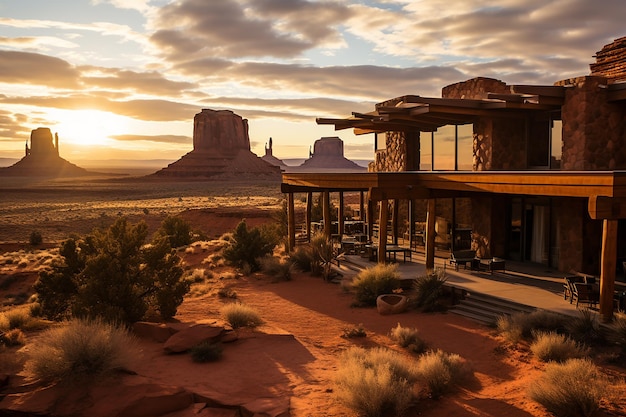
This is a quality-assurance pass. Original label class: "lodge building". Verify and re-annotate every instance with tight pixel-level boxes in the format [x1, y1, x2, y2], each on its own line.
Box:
[281, 36, 626, 321]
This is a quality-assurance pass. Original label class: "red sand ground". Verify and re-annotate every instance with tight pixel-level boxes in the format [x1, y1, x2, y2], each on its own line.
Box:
[2, 206, 625, 416]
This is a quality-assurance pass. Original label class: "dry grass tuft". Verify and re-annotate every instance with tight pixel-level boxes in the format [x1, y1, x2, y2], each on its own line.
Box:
[530, 331, 589, 363]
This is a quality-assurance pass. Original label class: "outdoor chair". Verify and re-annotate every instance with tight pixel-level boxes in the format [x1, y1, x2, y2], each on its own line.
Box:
[563, 277, 578, 302]
[572, 282, 599, 308]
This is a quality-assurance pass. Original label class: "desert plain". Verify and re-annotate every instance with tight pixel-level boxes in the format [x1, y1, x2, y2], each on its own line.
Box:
[0, 175, 625, 417]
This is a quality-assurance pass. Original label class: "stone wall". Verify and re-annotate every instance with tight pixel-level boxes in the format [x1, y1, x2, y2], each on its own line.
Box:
[371, 131, 419, 172]
[558, 76, 626, 170]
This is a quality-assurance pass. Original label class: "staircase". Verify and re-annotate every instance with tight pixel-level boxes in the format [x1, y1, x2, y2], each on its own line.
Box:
[449, 290, 537, 325]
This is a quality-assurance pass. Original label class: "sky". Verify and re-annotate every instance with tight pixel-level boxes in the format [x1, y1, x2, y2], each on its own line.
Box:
[0, 0, 624, 165]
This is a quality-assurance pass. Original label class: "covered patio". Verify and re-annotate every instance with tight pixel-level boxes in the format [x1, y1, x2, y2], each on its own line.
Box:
[282, 170, 626, 321]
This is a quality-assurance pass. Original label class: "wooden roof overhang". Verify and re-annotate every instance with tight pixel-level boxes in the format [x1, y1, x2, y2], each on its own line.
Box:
[281, 170, 626, 220]
[317, 87, 565, 135]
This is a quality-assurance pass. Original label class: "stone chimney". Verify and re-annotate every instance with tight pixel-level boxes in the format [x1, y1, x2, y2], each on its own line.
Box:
[590, 36, 626, 82]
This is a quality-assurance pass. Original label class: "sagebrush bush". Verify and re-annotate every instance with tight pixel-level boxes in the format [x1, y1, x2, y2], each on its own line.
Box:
[412, 268, 448, 312]
[497, 310, 568, 343]
[27, 318, 139, 384]
[1, 328, 26, 346]
[1, 308, 30, 330]
[334, 347, 418, 417]
[289, 246, 314, 272]
[351, 263, 401, 307]
[390, 323, 428, 354]
[308, 234, 335, 279]
[190, 341, 223, 363]
[342, 323, 367, 339]
[29, 230, 43, 246]
[530, 331, 589, 363]
[415, 349, 467, 399]
[221, 303, 263, 329]
[259, 256, 295, 281]
[528, 358, 609, 417]
[157, 215, 193, 248]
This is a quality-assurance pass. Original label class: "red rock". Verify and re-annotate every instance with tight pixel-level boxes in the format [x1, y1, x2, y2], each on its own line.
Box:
[163, 324, 224, 353]
[133, 321, 178, 343]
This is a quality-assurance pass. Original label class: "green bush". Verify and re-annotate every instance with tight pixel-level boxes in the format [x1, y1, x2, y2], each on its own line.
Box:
[390, 323, 428, 354]
[530, 331, 589, 363]
[29, 230, 43, 246]
[412, 268, 448, 312]
[496, 310, 568, 344]
[528, 358, 609, 417]
[334, 347, 418, 417]
[222, 220, 277, 272]
[190, 341, 223, 363]
[352, 263, 401, 307]
[35, 218, 189, 324]
[157, 216, 192, 248]
[289, 245, 314, 272]
[27, 318, 139, 384]
[415, 349, 467, 399]
[221, 303, 263, 329]
[309, 233, 335, 279]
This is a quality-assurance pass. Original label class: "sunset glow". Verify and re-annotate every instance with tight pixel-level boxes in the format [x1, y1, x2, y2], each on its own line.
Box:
[0, 1, 623, 165]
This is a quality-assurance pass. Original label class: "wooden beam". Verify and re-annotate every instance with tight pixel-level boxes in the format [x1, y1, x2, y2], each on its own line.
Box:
[339, 192, 345, 241]
[588, 196, 626, 219]
[599, 219, 618, 322]
[425, 198, 436, 270]
[378, 200, 388, 264]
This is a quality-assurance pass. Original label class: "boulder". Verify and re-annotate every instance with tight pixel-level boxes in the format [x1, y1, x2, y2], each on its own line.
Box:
[133, 321, 178, 343]
[163, 324, 225, 353]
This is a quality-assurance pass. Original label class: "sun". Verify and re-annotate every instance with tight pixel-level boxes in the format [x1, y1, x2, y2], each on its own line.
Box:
[47, 109, 129, 147]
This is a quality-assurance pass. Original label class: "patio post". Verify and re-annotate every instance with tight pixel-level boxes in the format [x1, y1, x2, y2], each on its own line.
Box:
[359, 191, 365, 223]
[367, 196, 374, 241]
[287, 192, 296, 252]
[378, 199, 388, 263]
[392, 199, 399, 245]
[323, 191, 331, 239]
[305, 192, 312, 242]
[408, 199, 415, 249]
[425, 198, 436, 270]
[599, 219, 618, 322]
[339, 192, 345, 240]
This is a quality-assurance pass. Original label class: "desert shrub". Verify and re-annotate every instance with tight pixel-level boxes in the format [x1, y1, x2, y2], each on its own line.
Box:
[1, 328, 26, 346]
[415, 349, 467, 399]
[528, 358, 609, 417]
[190, 341, 223, 363]
[497, 310, 568, 344]
[289, 246, 314, 272]
[530, 331, 589, 363]
[412, 268, 448, 312]
[334, 347, 418, 417]
[259, 256, 295, 281]
[217, 286, 237, 299]
[157, 216, 192, 248]
[222, 220, 277, 272]
[189, 268, 207, 283]
[607, 312, 626, 353]
[221, 303, 263, 329]
[565, 309, 604, 346]
[27, 318, 139, 384]
[29, 230, 43, 246]
[342, 323, 367, 339]
[1, 307, 30, 330]
[35, 217, 189, 324]
[308, 233, 336, 279]
[390, 323, 428, 354]
[351, 263, 401, 307]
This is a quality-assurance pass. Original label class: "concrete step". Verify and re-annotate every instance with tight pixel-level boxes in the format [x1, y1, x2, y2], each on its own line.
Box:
[449, 290, 536, 325]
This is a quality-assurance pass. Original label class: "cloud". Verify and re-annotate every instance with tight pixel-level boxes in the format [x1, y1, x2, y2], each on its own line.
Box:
[0, 50, 81, 88]
[80, 67, 198, 95]
[110, 134, 191, 144]
[150, 0, 351, 60]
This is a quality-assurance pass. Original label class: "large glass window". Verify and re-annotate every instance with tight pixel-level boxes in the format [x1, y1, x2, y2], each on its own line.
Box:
[420, 124, 473, 171]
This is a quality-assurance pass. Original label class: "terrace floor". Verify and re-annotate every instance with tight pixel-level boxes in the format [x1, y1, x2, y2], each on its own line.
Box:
[339, 247, 626, 318]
